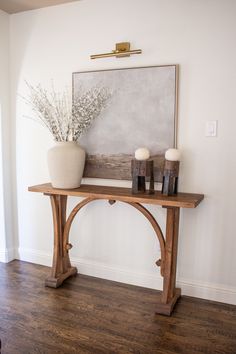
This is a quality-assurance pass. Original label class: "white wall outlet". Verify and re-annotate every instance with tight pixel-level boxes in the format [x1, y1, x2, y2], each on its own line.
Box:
[205, 120, 218, 137]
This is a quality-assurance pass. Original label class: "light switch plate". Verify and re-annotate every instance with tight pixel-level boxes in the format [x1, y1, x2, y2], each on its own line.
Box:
[205, 120, 218, 137]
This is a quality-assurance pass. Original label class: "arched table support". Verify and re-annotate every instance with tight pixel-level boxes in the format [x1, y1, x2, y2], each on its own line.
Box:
[47, 197, 179, 315]
[29, 183, 204, 315]
[45, 195, 77, 288]
[62, 198, 166, 277]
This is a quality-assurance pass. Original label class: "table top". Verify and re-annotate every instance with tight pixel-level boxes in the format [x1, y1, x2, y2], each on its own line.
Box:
[28, 183, 204, 209]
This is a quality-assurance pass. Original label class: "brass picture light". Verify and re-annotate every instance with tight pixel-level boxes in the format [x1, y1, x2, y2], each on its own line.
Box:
[90, 42, 142, 60]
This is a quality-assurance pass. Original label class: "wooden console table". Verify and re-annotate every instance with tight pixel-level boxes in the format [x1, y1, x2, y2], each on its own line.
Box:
[28, 183, 204, 316]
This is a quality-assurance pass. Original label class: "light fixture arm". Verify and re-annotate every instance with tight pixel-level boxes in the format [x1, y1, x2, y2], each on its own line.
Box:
[90, 42, 142, 60]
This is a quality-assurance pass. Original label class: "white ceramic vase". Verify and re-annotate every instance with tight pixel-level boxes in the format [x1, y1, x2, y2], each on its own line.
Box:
[47, 141, 86, 189]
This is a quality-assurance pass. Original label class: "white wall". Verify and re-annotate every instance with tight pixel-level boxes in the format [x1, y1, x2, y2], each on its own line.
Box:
[10, 0, 236, 304]
[0, 10, 15, 262]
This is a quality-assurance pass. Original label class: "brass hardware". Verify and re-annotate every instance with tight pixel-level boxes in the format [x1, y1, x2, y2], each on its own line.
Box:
[108, 200, 116, 205]
[90, 42, 142, 60]
[65, 243, 73, 251]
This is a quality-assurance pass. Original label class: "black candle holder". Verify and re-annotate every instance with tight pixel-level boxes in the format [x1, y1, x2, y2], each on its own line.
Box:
[131, 159, 154, 194]
[162, 160, 180, 196]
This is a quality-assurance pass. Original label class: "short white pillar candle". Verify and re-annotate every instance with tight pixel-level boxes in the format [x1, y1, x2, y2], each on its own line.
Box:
[135, 147, 150, 161]
[165, 148, 181, 161]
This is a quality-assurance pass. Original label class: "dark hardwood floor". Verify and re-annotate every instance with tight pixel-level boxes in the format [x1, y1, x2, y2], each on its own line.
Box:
[0, 261, 235, 354]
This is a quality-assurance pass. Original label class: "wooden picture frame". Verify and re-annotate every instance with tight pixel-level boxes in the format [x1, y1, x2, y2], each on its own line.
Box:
[72, 65, 178, 182]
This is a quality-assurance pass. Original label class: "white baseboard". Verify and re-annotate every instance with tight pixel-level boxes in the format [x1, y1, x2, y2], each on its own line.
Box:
[71, 256, 164, 290]
[16, 247, 52, 267]
[0, 248, 7, 262]
[16, 247, 236, 306]
[0, 247, 15, 263]
[178, 278, 236, 305]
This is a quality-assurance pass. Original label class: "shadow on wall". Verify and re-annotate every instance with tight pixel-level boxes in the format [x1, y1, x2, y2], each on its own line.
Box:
[11, 13, 40, 256]
[0, 104, 7, 251]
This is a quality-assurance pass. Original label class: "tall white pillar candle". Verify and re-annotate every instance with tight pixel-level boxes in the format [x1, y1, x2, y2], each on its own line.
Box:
[135, 147, 150, 161]
[165, 148, 181, 161]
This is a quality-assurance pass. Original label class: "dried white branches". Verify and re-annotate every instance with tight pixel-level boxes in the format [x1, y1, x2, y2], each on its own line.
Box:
[23, 82, 112, 142]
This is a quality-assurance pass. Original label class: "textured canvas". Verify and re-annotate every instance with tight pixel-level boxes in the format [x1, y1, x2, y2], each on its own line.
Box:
[72, 65, 178, 181]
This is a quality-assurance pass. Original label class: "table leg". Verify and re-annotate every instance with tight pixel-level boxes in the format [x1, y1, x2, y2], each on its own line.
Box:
[156, 207, 181, 315]
[45, 194, 77, 288]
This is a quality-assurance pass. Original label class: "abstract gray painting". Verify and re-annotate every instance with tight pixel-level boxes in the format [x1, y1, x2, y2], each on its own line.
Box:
[72, 65, 178, 181]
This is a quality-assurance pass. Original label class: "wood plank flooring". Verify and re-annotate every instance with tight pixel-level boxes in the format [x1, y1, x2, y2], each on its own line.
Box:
[0, 260, 235, 354]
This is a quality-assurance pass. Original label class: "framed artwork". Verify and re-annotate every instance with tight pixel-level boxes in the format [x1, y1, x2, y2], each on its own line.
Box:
[72, 65, 178, 182]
